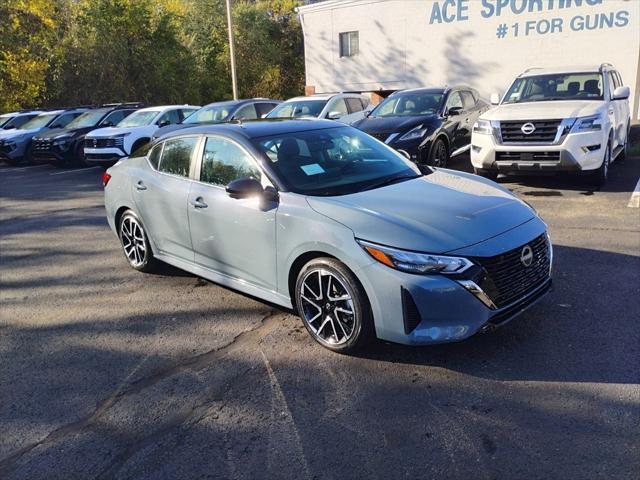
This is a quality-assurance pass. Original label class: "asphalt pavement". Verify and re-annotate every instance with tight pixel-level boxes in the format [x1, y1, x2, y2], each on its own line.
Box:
[1, 154, 639, 480]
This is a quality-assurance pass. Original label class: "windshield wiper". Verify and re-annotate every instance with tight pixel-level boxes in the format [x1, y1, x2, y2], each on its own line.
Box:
[363, 173, 420, 191]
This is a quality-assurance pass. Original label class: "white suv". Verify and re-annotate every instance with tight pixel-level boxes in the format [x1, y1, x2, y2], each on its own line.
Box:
[471, 64, 631, 185]
[84, 105, 199, 166]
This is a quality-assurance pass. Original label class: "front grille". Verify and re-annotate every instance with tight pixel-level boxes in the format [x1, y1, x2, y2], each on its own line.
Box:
[500, 120, 561, 143]
[85, 137, 124, 149]
[496, 151, 560, 162]
[368, 132, 391, 142]
[474, 234, 550, 308]
[32, 139, 53, 152]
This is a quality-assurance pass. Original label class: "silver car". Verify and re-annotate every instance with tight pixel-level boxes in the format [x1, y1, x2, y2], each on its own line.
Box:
[104, 120, 552, 353]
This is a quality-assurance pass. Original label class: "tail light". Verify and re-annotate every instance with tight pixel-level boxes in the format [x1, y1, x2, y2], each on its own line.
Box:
[102, 171, 111, 187]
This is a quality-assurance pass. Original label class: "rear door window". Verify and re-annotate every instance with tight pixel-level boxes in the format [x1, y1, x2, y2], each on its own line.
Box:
[326, 98, 348, 117]
[255, 103, 278, 118]
[346, 98, 364, 113]
[147, 143, 163, 169]
[234, 103, 258, 120]
[158, 137, 198, 177]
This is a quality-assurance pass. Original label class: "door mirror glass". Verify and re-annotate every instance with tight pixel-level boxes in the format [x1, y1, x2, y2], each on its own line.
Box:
[225, 177, 264, 199]
[327, 111, 343, 120]
[446, 106, 463, 116]
[101, 120, 114, 127]
[157, 119, 170, 127]
[613, 86, 630, 100]
[490, 93, 501, 105]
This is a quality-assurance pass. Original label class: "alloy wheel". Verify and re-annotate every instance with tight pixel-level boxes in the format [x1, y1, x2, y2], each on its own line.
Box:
[299, 269, 356, 346]
[432, 141, 448, 167]
[120, 216, 147, 267]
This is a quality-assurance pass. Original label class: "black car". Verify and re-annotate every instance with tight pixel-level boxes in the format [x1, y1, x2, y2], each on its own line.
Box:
[31, 103, 144, 166]
[152, 98, 281, 141]
[353, 87, 489, 167]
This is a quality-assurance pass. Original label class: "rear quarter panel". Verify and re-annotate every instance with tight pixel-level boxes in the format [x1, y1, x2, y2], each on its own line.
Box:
[104, 157, 143, 235]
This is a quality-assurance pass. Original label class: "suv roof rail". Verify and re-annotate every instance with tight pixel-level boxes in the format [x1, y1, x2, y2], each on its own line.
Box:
[101, 102, 146, 108]
[599, 63, 613, 71]
[522, 67, 544, 74]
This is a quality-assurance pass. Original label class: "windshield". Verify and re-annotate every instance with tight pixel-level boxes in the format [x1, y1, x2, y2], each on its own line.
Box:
[183, 105, 233, 124]
[65, 110, 108, 129]
[266, 100, 327, 119]
[503, 73, 604, 103]
[252, 126, 421, 196]
[371, 92, 444, 117]
[0, 115, 12, 128]
[21, 113, 59, 129]
[117, 110, 159, 127]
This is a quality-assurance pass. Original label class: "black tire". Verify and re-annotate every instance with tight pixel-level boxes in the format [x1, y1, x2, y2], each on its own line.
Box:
[588, 141, 611, 187]
[74, 142, 87, 166]
[428, 138, 449, 168]
[118, 210, 158, 273]
[473, 167, 498, 181]
[295, 257, 374, 354]
[618, 122, 631, 161]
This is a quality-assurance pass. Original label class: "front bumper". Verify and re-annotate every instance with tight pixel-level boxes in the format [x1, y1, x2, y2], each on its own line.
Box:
[0, 141, 26, 161]
[471, 129, 605, 173]
[357, 218, 550, 345]
[84, 147, 125, 166]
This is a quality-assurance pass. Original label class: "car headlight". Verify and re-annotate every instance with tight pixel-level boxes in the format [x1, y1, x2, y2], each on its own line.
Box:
[399, 125, 428, 141]
[357, 240, 473, 275]
[570, 114, 602, 133]
[473, 119, 493, 135]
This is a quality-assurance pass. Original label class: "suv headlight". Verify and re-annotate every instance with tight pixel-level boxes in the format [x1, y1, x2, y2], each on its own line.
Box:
[399, 125, 428, 141]
[570, 114, 602, 133]
[473, 119, 492, 135]
[357, 240, 473, 275]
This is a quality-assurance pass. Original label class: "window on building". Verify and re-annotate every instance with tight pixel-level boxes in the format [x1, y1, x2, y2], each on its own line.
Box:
[339, 31, 359, 58]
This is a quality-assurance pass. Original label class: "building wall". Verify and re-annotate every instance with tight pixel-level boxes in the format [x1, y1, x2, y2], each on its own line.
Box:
[298, 0, 640, 121]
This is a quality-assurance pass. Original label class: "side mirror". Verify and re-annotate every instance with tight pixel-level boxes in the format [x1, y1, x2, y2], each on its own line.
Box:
[613, 86, 630, 100]
[101, 121, 114, 127]
[4, 125, 15, 130]
[50, 123, 63, 129]
[490, 93, 501, 105]
[327, 111, 342, 120]
[396, 149, 411, 160]
[225, 177, 264, 199]
[446, 106, 463, 116]
[157, 120, 170, 127]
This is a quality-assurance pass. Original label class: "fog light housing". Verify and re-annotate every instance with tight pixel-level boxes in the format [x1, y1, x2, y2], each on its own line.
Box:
[471, 145, 481, 153]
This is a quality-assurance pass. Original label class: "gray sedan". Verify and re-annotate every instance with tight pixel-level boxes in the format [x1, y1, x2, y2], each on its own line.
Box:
[104, 120, 552, 353]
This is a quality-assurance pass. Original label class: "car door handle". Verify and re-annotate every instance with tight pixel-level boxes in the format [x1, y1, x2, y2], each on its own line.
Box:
[190, 198, 208, 209]
[135, 181, 147, 191]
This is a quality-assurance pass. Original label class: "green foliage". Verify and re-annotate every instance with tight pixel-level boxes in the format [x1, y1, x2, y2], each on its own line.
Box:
[0, 0, 305, 112]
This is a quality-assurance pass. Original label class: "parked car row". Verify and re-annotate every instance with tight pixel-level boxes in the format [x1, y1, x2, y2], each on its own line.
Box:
[2, 63, 631, 187]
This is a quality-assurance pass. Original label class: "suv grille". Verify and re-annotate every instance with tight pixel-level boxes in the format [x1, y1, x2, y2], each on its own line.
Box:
[496, 151, 560, 162]
[475, 234, 550, 308]
[85, 137, 124, 149]
[500, 120, 561, 143]
[33, 139, 54, 152]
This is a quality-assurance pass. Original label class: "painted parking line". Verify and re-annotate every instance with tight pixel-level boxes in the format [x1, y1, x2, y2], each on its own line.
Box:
[49, 166, 101, 176]
[1, 164, 51, 173]
[628, 178, 640, 208]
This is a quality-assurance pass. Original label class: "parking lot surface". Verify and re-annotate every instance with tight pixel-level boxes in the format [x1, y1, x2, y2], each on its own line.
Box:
[1, 156, 639, 479]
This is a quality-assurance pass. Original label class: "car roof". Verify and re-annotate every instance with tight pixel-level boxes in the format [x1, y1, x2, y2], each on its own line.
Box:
[520, 65, 604, 77]
[283, 93, 364, 102]
[162, 119, 343, 140]
[137, 105, 200, 113]
[392, 87, 447, 95]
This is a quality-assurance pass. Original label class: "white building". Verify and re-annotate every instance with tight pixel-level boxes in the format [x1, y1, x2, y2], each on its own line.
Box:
[297, 0, 640, 122]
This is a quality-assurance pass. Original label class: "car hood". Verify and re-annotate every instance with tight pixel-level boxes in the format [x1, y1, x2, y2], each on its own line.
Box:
[306, 170, 535, 254]
[354, 114, 438, 135]
[87, 126, 141, 138]
[483, 100, 604, 121]
[0, 127, 43, 139]
[37, 127, 95, 139]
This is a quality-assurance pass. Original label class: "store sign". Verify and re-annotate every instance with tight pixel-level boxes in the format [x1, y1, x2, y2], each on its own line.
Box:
[429, 0, 631, 39]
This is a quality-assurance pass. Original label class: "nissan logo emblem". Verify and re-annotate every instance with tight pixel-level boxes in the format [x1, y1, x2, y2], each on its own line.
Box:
[521, 122, 536, 135]
[521, 245, 534, 267]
